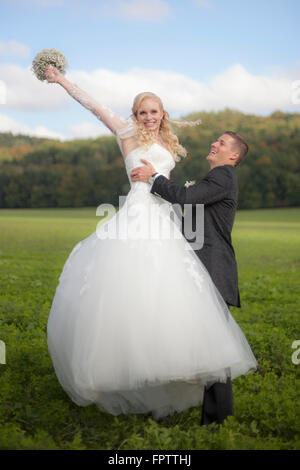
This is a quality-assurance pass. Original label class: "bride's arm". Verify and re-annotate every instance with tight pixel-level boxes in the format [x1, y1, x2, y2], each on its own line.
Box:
[45, 67, 129, 135]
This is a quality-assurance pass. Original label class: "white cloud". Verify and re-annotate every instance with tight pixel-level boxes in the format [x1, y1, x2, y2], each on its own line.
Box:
[118, 0, 172, 22]
[7, 0, 65, 6]
[33, 0, 65, 5]
[6, 0, 172, 22]
[193, 0, 213, 8]
[69, 122, 112, 139]
[0, 114, 111, 141]
[67, 64, 298, 115]
[0, 113, 65, 139]
[63, 66, 216, 116]
[32, 125, 65, 139]
[0, 41, 31, 59]
[210, 64, 293, 113]
[1, 63, 299, 139]
[0, 64, 68, 110]
[0, 80, 6, 104]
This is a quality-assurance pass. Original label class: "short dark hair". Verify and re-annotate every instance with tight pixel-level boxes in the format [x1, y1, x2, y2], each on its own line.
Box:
[224, 131, 249, 166]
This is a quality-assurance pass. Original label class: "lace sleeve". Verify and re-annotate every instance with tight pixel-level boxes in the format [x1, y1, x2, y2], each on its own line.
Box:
[115, 117, 137, 140]
[65, 82, 137, 138]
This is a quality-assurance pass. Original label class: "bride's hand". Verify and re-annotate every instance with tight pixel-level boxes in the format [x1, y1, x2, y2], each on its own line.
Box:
[45, 66, 62, 83]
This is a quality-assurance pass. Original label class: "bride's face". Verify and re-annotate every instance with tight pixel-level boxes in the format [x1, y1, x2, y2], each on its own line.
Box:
[136, 98, 164, 133]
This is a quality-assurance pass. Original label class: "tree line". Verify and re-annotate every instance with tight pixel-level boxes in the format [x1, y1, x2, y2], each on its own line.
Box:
[0, 108, 299, 209]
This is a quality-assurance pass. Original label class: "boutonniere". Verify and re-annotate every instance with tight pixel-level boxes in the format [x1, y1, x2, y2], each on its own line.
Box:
[184, 180, 196, 188]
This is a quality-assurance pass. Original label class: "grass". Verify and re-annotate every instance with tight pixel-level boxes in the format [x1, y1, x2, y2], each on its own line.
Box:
[0, 206, 299, 450]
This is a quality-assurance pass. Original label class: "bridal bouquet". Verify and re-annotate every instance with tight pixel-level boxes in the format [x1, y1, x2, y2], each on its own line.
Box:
[32, 48, 67, 81]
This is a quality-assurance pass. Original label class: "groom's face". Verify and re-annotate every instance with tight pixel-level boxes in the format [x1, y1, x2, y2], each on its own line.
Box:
[207, 134, 238, 167]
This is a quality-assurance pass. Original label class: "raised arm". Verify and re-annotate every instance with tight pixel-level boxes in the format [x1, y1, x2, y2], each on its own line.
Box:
[45, 67, 130, 136]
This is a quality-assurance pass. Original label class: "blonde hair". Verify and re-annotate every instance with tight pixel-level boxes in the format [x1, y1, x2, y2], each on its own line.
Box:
[131, 92, 201, 162]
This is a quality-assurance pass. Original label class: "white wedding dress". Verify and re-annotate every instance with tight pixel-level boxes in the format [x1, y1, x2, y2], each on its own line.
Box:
[47, 141, 257, 419]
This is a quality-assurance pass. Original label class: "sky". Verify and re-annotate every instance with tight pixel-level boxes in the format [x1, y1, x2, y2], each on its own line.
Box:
[0, 0, 299, 141]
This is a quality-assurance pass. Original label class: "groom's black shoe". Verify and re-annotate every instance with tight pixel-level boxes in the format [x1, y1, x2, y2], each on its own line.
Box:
[200, 304, 235, 426]
[200, 378, 234, 426]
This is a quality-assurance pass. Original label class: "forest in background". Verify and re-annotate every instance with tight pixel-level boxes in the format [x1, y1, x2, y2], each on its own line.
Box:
[0, 108, 299, 209]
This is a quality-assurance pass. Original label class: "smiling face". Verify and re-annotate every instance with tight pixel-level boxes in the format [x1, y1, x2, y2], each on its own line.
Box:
[207, 133, 239, 168]
[136, 97, 164, 134]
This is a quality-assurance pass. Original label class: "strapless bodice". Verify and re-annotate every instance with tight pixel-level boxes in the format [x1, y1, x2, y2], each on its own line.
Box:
[124, 144, 175, 187]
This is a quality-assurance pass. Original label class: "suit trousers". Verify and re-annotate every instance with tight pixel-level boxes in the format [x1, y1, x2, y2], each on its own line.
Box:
[200, 303, 234, 425]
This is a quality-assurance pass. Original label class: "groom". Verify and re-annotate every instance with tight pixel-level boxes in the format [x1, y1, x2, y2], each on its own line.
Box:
[130, 131, 249, 426]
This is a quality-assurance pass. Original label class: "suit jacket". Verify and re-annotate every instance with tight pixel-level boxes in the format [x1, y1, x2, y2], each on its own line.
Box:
[151, 164, 241, 307]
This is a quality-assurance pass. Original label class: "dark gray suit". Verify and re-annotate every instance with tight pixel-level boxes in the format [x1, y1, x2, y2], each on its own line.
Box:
[151, 164, 240, 308]
[150, 164, 239, 425]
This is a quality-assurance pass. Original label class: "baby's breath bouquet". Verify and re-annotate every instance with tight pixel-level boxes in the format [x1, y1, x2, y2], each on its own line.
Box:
[32, 48, 67, 81]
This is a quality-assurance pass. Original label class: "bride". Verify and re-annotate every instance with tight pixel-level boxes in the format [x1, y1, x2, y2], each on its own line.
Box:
[45, 66, 257, 420]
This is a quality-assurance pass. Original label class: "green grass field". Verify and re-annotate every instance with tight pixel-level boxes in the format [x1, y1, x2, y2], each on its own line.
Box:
[0, 206, 299, 450]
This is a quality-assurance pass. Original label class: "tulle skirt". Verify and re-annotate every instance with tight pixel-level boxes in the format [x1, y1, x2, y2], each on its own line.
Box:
[47, 184, 257, 419]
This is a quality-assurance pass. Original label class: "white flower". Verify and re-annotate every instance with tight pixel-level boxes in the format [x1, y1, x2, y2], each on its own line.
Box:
[184, 180, 196, 188]
[32, 48, 68, 81]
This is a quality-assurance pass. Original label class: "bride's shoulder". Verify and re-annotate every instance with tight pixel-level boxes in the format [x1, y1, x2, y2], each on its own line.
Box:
[116, 116, 138, 140]
[115, 117, 140, 158]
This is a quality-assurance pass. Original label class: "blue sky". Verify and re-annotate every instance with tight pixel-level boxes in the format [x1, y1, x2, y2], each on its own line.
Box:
[0, 0, 299, 140]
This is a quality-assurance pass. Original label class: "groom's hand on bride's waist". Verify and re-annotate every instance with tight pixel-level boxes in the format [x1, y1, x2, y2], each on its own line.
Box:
[131, 159, 158, 183]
